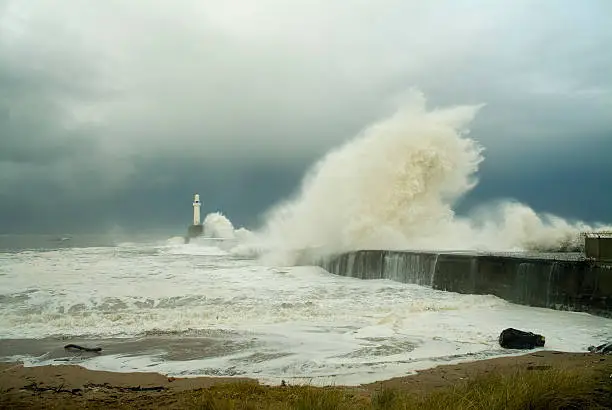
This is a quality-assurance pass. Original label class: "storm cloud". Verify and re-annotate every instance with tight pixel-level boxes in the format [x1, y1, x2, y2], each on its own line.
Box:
[0, 0, 611, 233]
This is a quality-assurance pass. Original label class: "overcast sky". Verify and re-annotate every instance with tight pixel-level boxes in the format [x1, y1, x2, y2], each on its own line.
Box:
[1, 0, 611, 234]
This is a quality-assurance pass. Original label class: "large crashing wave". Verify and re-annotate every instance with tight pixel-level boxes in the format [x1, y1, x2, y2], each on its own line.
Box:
[253, 91, 610, 264]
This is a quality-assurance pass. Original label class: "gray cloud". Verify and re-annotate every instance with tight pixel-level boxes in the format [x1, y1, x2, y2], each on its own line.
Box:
[1, 0, 611, 232]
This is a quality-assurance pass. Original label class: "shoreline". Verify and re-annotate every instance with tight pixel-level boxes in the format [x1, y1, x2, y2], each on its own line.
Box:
[2, 350, 611, 408]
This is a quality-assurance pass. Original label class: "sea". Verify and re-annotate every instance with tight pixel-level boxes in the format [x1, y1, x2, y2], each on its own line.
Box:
[1, 233, 611, 386]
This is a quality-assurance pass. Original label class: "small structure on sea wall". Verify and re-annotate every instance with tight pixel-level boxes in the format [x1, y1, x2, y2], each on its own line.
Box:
[185, 194, 203, 241]
[584, 232, 612, 263]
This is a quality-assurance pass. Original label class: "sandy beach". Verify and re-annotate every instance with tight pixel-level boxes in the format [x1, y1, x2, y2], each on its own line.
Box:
[2, 351, 611, 409]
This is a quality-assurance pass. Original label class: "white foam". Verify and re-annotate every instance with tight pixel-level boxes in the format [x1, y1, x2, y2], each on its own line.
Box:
[2, 243, 612, 385]
[164, 243, 230, 257]
[166, 236, 186, 245]
[203, 212, 238, 239]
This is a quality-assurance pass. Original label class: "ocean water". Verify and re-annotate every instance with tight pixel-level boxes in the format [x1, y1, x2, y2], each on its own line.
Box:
[1, 236, 611, 386]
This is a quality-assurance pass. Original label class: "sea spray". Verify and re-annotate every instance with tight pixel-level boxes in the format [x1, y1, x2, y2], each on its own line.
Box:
[253, 91, 610, 265]
[259, 90, 484, 259]
[203, 212, 237, 239]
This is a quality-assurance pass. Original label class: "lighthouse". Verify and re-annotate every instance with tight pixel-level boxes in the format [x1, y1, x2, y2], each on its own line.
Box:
[186, 193, 204, 241]
[193, 194, 201, 225]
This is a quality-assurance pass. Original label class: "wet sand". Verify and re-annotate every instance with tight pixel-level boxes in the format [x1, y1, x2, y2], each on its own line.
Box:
[2, 351, 611, 409]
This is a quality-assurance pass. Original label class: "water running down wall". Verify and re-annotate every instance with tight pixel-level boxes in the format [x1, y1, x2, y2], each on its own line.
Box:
[308, 250, 612, 318]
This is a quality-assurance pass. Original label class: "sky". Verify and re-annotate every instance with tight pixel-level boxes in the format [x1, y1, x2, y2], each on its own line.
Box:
[0, 0, 611, 234]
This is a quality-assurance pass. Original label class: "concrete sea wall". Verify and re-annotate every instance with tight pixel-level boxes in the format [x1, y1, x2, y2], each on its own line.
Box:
[310, 250, 612, 317]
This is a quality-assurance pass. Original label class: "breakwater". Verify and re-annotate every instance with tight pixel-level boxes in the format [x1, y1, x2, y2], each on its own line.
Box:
[308, 250, 612, 317]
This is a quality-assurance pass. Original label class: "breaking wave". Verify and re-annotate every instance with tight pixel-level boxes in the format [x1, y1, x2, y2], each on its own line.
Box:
[198, 212, 255, 241]
[203, 212, 237, 239]
[251, 91, 610, 264]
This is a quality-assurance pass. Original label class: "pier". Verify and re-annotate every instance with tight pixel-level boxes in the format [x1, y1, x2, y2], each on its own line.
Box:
[305, 236, 612, 317]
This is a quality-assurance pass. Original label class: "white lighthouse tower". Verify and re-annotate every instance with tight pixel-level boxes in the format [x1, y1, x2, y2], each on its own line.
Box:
[193, 194, 201, 225]
[186, 193, 204, 242]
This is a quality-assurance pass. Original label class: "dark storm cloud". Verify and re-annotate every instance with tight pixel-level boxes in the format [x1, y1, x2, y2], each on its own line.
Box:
[0, 17, 133, 201]
[104, 157, 314, 230]
[456, 133, 612, 223]
[0, 0, 611, 233]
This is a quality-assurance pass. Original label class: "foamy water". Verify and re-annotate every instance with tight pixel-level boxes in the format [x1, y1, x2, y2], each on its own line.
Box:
[1, 239, 611, 385]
